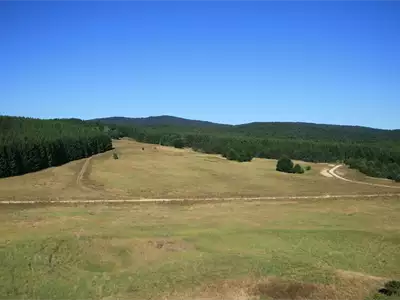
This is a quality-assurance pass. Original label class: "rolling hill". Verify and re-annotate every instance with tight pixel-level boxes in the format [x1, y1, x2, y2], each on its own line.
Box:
[91, 115, 400, 144]
[91, 115, 229, 128]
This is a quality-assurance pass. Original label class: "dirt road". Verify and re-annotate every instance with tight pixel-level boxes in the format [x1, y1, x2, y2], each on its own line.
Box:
[1, 193, 400, 204]
[76, 156, 92, 189]
[328, 164, 400, 189]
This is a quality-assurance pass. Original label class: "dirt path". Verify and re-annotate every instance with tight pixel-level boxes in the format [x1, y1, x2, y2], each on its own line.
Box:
[320, 168, 333, 178]
[328, 165, 400, 189]
[76, 157, 92, 185]
[76, 156, 93, 191]
[1, 193, 400, 204]
[1, 160, 400, 205]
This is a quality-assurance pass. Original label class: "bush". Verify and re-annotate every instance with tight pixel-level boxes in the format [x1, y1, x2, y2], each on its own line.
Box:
[237, 152, 253, 162]
[224, 148, 253, 162]
[276, 156, 294, 173]
[385, 280, 400, 295]
[172, 138, 185, 149]
[113, 152, 119, 159]
[224, 148, 239, 161]
[377, 280, 400, 297]
[394, 174, 400, 183]
[305, 165, 311, 171]
[293, 164, 304, 174]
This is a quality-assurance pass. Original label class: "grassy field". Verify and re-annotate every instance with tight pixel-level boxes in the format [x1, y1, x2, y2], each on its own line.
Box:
[1, 139, 399, 299]
[0, 197, 399, 299]
[0, 139, 398, 202]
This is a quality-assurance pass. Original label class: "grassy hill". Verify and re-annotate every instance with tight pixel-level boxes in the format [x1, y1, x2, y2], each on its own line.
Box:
[3, 139, 397, 202]
[0, 139, 399, 299]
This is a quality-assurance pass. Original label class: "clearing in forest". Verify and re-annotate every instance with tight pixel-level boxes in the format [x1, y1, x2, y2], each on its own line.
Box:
[0, 139, 399, 203]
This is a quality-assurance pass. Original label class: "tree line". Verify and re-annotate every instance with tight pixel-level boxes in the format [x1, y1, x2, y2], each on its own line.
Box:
[0, 116, 112, 178]
[93, 116, 400, 149]
[98, 122, 400, 182]
[1, 115, 399, 182]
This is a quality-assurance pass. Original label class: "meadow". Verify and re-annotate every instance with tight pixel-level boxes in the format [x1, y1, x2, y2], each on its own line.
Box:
[1, 197, 399, 299]
[0, 139, 398, 202]
[0, 139, 399, 299]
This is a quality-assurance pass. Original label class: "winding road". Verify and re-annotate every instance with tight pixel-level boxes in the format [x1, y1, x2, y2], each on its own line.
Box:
[328, 164, 400, 189]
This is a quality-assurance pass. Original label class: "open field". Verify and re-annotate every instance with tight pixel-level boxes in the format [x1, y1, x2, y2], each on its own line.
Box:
[1, 197, 399, 299]
[0, 139, 399, 203]
[1, 139, 400, 299]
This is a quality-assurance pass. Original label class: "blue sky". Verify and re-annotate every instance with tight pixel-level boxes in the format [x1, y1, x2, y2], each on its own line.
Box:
[1, 1, 399, 129]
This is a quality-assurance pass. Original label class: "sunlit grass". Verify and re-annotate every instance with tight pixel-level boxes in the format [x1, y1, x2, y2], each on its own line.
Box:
[1, 198, 399, 299]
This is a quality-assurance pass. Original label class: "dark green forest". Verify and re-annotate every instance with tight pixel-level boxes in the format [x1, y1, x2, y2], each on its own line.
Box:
[93, 116, 400, 147]
[0, 116, 112, 178]
[93, 116, 400, 182]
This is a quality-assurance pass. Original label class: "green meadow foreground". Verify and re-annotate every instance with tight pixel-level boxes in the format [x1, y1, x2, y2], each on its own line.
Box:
[0, 139, 400, 299]
[1, 198, 399, 299]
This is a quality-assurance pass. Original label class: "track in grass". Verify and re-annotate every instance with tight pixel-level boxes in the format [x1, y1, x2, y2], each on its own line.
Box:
[329, 164, 400, 189]
[1, 193, 400, 204]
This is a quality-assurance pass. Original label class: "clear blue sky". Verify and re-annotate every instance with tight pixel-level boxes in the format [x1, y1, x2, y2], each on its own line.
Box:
[1, 1, 399, 129]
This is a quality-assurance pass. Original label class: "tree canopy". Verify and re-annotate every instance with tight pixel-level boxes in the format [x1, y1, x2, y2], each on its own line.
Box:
[0, 116, 112, 178]
[293, 164, 304, 174]
[276, 156, 294, 173]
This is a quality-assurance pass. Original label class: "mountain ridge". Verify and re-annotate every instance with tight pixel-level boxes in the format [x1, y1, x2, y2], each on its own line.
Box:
[90, 115, 400, 145]
[91, 115, 399, 131]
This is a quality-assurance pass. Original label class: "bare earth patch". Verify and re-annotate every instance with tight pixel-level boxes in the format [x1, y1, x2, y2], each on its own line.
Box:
[148, 239, 194, 252]
[176, 274, 384, 300]
[320, 168, 333, 178]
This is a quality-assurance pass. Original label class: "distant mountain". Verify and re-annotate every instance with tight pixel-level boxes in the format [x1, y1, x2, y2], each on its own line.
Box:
[91, 115, 229, 128]
[233, 122, 400, 143]
[91, 115, 400, 144]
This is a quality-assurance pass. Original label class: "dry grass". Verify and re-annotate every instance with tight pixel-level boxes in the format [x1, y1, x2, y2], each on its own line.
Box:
[337, 167, 400, 187]
[0, 197, 399, 299]
[0, 139, 398, 202]
[1, 140, 399, 299]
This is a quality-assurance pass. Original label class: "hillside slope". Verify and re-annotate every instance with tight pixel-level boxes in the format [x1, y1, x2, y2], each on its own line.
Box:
[92, 116, 400, 145]
[91, 115, 229, 128]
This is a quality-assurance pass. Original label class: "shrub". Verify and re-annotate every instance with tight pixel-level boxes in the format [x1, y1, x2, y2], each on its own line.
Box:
[305, 165, 311, 171]
[293, 164, 304, 174]
[377, 280, 400, 297]
[385, 280, 400, 295]
[237, 152, 253, 162]
[112, 152, 119, 159]
[224, 148, 253, 162]
[276, 156, 294, 173]
[394, 174, 400, 183]
[224, 148, 240, 161]
[173, 138, 185, 149]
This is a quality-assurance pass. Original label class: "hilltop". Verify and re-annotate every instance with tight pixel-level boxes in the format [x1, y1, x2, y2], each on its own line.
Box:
[91, 115, 400, 144]
[91, 115, 229, 128]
